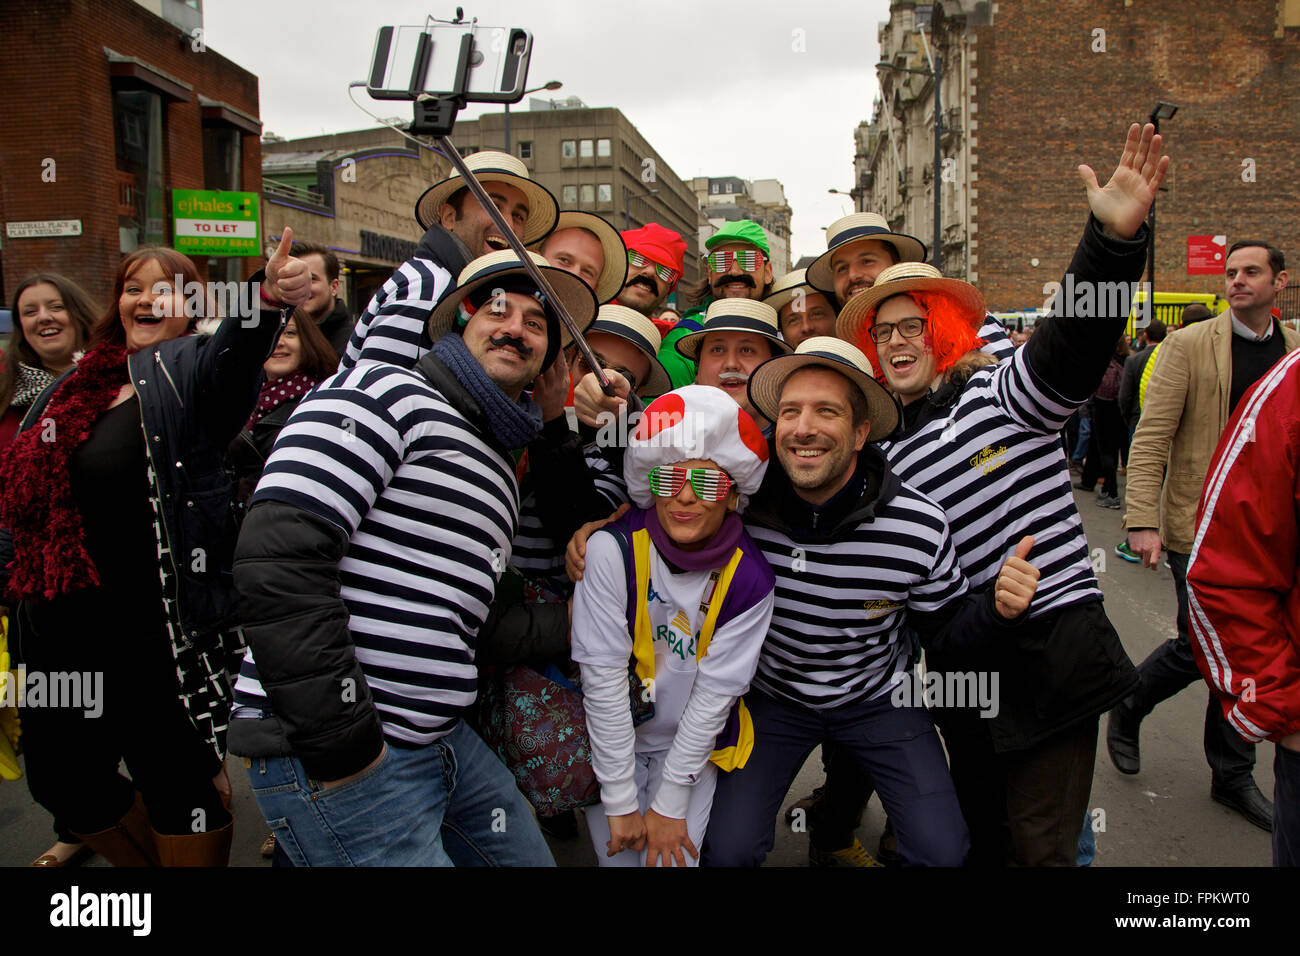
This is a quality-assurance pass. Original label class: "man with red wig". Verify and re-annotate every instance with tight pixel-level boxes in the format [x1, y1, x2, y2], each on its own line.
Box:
[833, 122, 1170, 866]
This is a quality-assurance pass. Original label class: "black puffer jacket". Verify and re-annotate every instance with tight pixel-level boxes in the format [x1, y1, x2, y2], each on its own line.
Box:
[0, 274, 285, 755]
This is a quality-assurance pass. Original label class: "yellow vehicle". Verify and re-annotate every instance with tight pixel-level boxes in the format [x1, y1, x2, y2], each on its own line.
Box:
[1125, 290, 1226, 339]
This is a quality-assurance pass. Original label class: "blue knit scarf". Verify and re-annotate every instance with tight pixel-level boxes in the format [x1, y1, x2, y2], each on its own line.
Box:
[432, 332, 543, 449]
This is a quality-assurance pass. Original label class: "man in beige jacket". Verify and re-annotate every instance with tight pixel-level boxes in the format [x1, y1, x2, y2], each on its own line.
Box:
[1110, 240, 1300, 831]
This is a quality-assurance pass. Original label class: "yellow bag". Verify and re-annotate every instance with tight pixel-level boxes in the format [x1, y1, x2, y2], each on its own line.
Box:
[0, 613, 22, 781]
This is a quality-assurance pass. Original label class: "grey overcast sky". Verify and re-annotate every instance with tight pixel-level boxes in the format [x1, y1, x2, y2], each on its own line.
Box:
[202, 0, 895, 264]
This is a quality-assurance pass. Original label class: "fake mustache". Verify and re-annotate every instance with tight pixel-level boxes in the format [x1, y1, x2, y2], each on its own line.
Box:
[712, 273, 755, 291]
[489, 333, 534, 356]
[718, 371, 749, 385]
[627, 275, 659, 293]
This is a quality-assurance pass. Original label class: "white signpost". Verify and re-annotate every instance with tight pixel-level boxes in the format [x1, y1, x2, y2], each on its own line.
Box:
[5, 220, 83, 238]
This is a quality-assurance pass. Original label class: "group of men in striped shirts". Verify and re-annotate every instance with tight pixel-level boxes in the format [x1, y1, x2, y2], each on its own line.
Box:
[228, 121, 1183, 866]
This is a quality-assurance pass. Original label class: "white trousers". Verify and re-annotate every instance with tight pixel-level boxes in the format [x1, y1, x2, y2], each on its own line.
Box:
[584, 750, 718, 867]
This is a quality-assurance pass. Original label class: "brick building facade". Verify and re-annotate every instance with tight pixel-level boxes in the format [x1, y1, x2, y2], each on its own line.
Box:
[0, 0, 261, 309]
[863, 0, 1300, 310]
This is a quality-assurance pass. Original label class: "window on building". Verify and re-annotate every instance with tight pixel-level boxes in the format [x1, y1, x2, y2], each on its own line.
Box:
[562, 184, 577, 204]
[519, 140, 532, 160]
[597, 183, 612, 204]
[113, 90, 166, 252]
[580, 184, 594, 206]
[580, 139, 594, 158]
[725, 182, 733, 194]
[201, 124, 243, 284]
[597, 138, 611, 158]
[711, 183, 719, 194]
[562, 139, 577, 159]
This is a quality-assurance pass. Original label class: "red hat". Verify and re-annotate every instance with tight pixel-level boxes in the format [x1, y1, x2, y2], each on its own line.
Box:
[621, 223, 687, 280]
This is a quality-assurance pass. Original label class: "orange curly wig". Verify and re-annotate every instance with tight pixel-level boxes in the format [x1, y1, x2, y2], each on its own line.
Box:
[855, 291, 984, 381]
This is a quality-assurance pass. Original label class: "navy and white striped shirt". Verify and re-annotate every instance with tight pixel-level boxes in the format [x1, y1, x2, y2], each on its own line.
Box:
[233, 360, 518, 744]
[512, 441, 626, 597]
[881, 346, 1099, 616]
[977, 314, 1016, 364]
[747, 478, 970, 709]
[339, 255, 455, 371]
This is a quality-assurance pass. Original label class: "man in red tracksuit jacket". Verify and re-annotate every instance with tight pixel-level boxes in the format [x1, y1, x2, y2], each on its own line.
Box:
[1187, 346, 1300, 866]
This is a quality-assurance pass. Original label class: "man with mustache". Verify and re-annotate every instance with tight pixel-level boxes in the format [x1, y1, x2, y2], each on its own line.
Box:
[339, 152, 559, 371]
[617, 223, 687, 319]
[229, 250, 597, 865]
[658, 220, 775, 391]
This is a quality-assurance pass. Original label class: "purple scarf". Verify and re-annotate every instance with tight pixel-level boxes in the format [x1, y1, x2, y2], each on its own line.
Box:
[641, 507, 744, 571]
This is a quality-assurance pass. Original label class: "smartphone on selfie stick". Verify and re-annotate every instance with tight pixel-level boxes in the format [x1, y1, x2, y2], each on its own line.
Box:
[367, 13, 622, 401]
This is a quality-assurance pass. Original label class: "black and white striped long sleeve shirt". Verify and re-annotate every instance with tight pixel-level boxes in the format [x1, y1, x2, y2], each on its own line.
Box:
[233, 361, 518, 743]
[743, 454, 978, 710]
[881, 342, 1099, 617]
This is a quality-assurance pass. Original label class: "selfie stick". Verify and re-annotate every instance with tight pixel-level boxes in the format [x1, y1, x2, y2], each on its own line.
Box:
[435, 134, 617, 398]
[404, 30, 618, 398]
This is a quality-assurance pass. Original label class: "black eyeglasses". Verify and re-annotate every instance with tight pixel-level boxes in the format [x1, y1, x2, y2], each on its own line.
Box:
[868, 317, 927, 345]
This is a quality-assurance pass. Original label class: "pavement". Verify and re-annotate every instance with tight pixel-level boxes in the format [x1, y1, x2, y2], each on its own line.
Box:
[0, 475, 1275, 867]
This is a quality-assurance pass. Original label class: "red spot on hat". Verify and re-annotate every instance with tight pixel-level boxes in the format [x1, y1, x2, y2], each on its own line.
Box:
[737, 407, 769, 461]
[633, 393, 684, 441]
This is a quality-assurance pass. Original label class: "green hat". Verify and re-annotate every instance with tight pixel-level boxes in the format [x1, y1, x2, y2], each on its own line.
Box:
[704, 219, 770, 257]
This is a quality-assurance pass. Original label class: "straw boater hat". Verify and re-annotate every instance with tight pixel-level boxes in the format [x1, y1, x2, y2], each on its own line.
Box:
[529, 210, 627, 305]
[835, 261, 986, 346]
[748, 336, 902, 443]
[624, 384, 770, 513]
[427, 250, 597, 352]
[584, 304, 672, 397]
[414, 151, 559, 242]
[806, 213, 927, 295]
[763, 268, 828, 316]
[674, 298, 793, 361]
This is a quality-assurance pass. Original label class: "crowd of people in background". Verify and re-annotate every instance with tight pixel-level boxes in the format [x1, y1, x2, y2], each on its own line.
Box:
[1, 119, 1296, 869]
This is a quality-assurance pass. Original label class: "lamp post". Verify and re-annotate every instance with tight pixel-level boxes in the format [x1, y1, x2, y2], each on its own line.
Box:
[505, 80, 562, 153]
[624, 186, 659, 230]
[828, 187, 856, 214]
[1146, 101, 1179, 301]
[876, 58, 944, 269]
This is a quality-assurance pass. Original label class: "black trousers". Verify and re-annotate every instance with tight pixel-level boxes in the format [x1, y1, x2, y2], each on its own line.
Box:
[1118, 550, 1256, 788]
[1080, 399, 1124, 496]
[16, 590, 229, 836]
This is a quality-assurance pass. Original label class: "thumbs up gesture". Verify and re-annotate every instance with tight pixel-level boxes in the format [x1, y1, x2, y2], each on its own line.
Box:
[994, 535, 1040, 620]
[264, 227, 312, 308]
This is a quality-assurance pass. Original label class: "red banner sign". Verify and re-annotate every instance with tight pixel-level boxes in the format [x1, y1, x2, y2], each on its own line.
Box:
[1188, 235, 1227, 275]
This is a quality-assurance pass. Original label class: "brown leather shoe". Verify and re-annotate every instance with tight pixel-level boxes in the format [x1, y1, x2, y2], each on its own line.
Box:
[153, 820, 234, 867]
[70, 792, 160, 867]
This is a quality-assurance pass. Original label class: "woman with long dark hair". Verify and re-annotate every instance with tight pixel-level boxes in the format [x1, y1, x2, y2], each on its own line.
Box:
[229, 313, 337, 513]
[0, 233, 309, 866]
[0, 274, 99, 445]
[1, 273, 100, 866]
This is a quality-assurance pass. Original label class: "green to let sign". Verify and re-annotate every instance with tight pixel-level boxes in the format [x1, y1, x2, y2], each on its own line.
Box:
[173, 189, 260, 256]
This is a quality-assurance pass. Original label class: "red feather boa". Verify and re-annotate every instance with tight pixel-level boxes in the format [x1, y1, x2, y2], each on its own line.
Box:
[0, 341, 129, 600]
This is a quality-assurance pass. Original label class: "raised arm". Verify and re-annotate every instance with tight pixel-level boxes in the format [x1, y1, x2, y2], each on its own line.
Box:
[1013, 124, 1167, 415]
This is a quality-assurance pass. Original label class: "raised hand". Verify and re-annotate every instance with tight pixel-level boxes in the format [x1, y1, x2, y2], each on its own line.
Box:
[1077, 123, 1170, 241]
[995, 535, 1040, 619]
[264, 227, 312, 308]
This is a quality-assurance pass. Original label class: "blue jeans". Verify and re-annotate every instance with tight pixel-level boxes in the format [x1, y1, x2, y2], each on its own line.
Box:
[244, 720, 555, 866]
[701, 688, 968, 866]
[1072, 414, 1092, 463]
